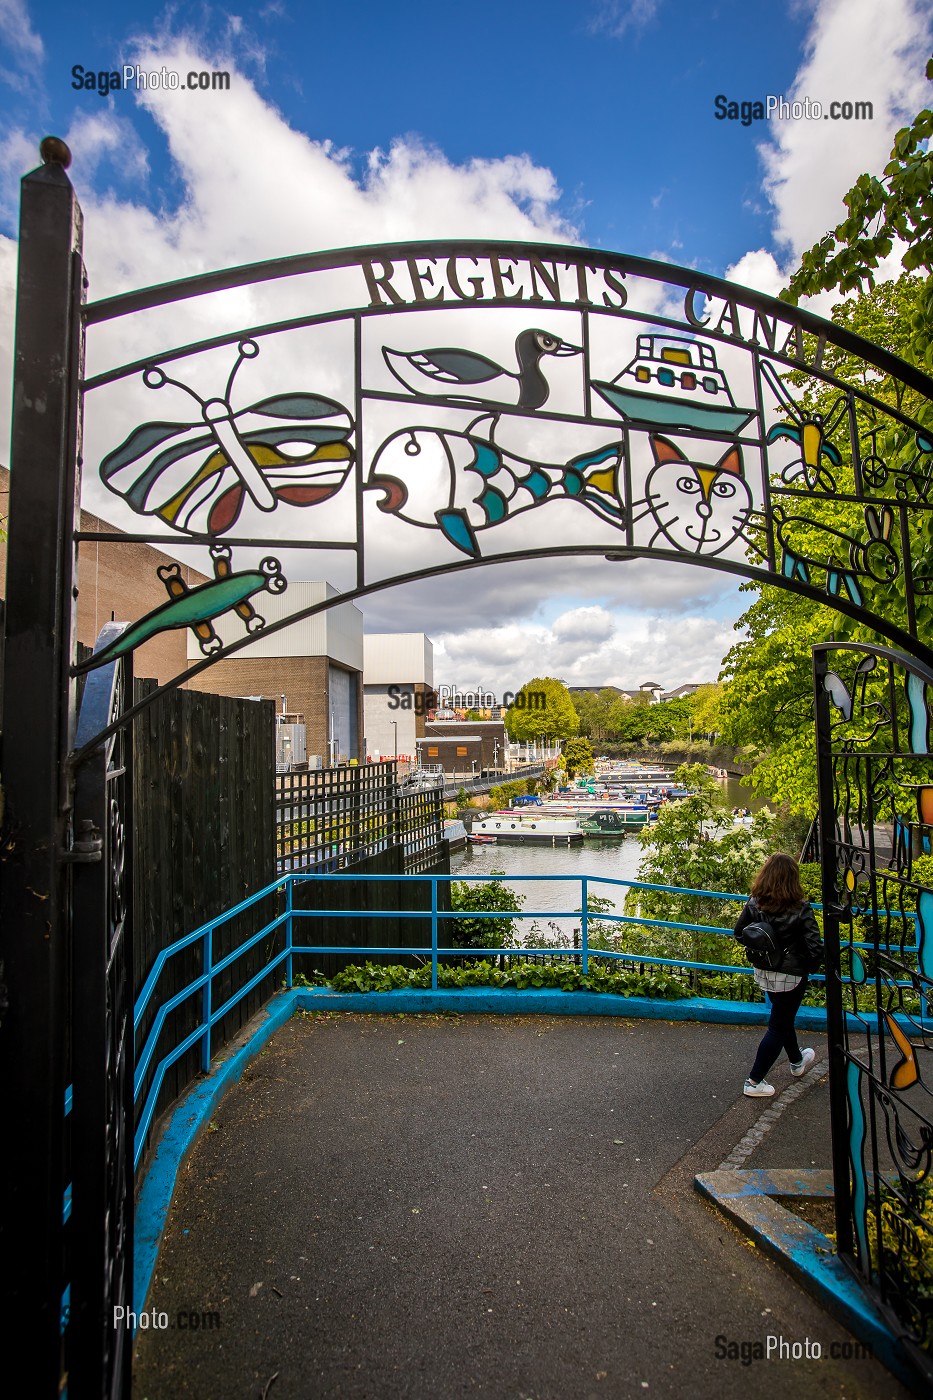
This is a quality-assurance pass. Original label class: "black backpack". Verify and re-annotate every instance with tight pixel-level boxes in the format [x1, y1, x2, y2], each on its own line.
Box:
[735, 917, 784, 972]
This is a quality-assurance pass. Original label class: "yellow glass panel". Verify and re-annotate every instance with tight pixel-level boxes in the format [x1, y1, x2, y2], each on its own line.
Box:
[661, 347, 691, 365]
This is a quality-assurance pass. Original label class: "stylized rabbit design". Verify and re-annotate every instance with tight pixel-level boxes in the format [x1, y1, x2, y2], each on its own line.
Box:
[775, 503, 900, 606]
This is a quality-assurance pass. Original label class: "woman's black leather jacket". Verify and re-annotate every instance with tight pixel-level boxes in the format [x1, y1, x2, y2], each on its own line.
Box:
[734, 898, 823, 975]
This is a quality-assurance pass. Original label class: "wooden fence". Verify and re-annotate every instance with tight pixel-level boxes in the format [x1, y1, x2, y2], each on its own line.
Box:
[290, 844, 452, 981]
[132, 701, 449, 1160]
[132, 683, 277, 1151]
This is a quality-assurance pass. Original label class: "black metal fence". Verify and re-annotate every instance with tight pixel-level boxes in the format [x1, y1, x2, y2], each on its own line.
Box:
[275, 764, 445, 873]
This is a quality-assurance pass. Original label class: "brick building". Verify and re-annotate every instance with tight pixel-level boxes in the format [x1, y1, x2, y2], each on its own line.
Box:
[0, 464, 207, 683]
[185, 581, 364, 766]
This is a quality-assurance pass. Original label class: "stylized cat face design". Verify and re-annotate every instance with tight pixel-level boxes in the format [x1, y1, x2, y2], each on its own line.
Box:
[644, 434, 752, 555]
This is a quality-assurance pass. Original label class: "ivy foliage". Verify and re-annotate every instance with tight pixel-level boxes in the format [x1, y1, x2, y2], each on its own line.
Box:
[448, 873, 524, 951]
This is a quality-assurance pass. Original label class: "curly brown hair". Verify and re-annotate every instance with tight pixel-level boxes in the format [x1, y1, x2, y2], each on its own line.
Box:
[750, 853, 805, 911]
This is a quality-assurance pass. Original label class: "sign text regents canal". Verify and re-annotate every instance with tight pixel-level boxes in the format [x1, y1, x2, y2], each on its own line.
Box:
[359, 250, 826, 369]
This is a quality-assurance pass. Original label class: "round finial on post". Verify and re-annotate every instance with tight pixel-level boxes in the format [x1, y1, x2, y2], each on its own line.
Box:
[40, 137, 72, 169]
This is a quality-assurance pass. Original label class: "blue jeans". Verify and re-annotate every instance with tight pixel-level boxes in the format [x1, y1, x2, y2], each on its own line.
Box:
[749, 976, 808, 1082]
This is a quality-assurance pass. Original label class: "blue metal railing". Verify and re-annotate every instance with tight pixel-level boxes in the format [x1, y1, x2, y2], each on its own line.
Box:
[131, 871, 922, 1173]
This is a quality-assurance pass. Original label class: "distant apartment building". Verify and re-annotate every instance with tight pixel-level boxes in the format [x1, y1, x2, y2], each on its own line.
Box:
[569, 680, 706, 704]
[363, 633, 435, 761]
[186, 581, 364, 767]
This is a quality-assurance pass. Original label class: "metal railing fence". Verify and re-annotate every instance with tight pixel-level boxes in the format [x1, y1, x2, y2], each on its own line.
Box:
[128, 870, 924, 1177]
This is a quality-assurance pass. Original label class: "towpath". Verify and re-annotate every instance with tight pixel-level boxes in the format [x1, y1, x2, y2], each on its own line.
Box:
[133, 1013, 907, 1400]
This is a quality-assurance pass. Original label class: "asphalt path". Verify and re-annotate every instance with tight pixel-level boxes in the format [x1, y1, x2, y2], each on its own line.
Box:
[132, 1013, 910, 1400]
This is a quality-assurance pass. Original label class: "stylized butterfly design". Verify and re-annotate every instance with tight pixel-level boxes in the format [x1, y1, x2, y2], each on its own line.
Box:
[101, 339, 355, 536]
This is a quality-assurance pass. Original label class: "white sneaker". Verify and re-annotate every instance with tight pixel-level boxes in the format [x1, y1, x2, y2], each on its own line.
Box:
[744, 1078, 775, 1097]
[790, 1048, 816, 1078]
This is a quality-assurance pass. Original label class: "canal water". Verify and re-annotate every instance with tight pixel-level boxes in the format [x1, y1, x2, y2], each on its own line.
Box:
[449, 774, 763, 936]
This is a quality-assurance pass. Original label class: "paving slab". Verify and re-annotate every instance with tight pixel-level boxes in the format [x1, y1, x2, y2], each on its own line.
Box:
[132, 1013, 909, 1400]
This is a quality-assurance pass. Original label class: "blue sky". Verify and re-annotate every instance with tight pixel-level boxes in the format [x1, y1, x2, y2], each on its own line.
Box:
[3, 0, 816, 267]
[1, 0, 931, 692]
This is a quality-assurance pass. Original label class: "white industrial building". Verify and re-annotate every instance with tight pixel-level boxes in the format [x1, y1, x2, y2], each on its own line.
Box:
[363, 633, 435, 762]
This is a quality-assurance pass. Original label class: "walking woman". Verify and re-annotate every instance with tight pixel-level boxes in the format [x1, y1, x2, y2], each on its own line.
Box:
[734, 853, 824, 1097]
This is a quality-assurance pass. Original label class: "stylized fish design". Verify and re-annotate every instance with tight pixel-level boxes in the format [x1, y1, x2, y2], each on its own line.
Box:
[366, 426, 623, 556]
[101, 339, 354, 536]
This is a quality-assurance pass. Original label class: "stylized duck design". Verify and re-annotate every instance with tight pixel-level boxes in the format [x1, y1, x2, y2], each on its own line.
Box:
[382, 328, 581, 409]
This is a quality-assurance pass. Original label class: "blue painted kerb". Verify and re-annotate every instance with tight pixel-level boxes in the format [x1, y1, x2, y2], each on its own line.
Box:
[695, 1169, 928, 1394]
[134, 989, 304, 1319]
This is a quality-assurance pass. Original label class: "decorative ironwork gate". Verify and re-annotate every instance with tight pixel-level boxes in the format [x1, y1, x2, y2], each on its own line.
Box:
[814, 642, 933, 1379]
[69, 626, 135, 1398]
[4, 138, 933, 1396]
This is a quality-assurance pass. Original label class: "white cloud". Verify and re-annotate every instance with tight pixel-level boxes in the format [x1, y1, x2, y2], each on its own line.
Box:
[760, 0, 933, 264]
[724, 249, 785, 299]
[589, 0, 662, 39]
[551, 605, 616, 644]
[425, 600, 736, 695]
[0, 0, 43, 65]
[55, 34, 577, 297]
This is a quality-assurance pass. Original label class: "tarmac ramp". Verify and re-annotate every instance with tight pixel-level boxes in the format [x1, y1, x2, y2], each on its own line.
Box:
[133, 1012, 909, 1400]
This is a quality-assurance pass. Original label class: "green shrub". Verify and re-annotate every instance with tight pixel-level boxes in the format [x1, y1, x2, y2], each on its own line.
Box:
[449, 875, 524, 951]
[324, 960, 689, 999]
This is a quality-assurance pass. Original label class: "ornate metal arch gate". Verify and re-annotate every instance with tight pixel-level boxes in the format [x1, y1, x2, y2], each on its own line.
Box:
[2, 143, 933, 1396]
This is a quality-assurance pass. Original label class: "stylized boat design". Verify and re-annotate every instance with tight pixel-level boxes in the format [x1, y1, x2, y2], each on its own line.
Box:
[592, 335, 756, 435]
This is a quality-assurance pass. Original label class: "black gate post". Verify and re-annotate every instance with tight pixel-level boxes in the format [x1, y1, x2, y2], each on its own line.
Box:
[812, 647, 854, 1257]
[0, 141, 84, 1397]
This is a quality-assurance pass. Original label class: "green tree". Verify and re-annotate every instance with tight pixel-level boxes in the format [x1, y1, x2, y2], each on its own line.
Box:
[719, 273, 932, 815]
[504, 677, 579, 744]
[687, 684, 722, 741]
[561, 736, 595, 779]
[647, 696, 692, 741]
[719, 585, 829, 814]
[725, 67, 933, 816]
[607, 697, 652, 743]
[624, 765, 776, 986]
[571, 687, 621, 742]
